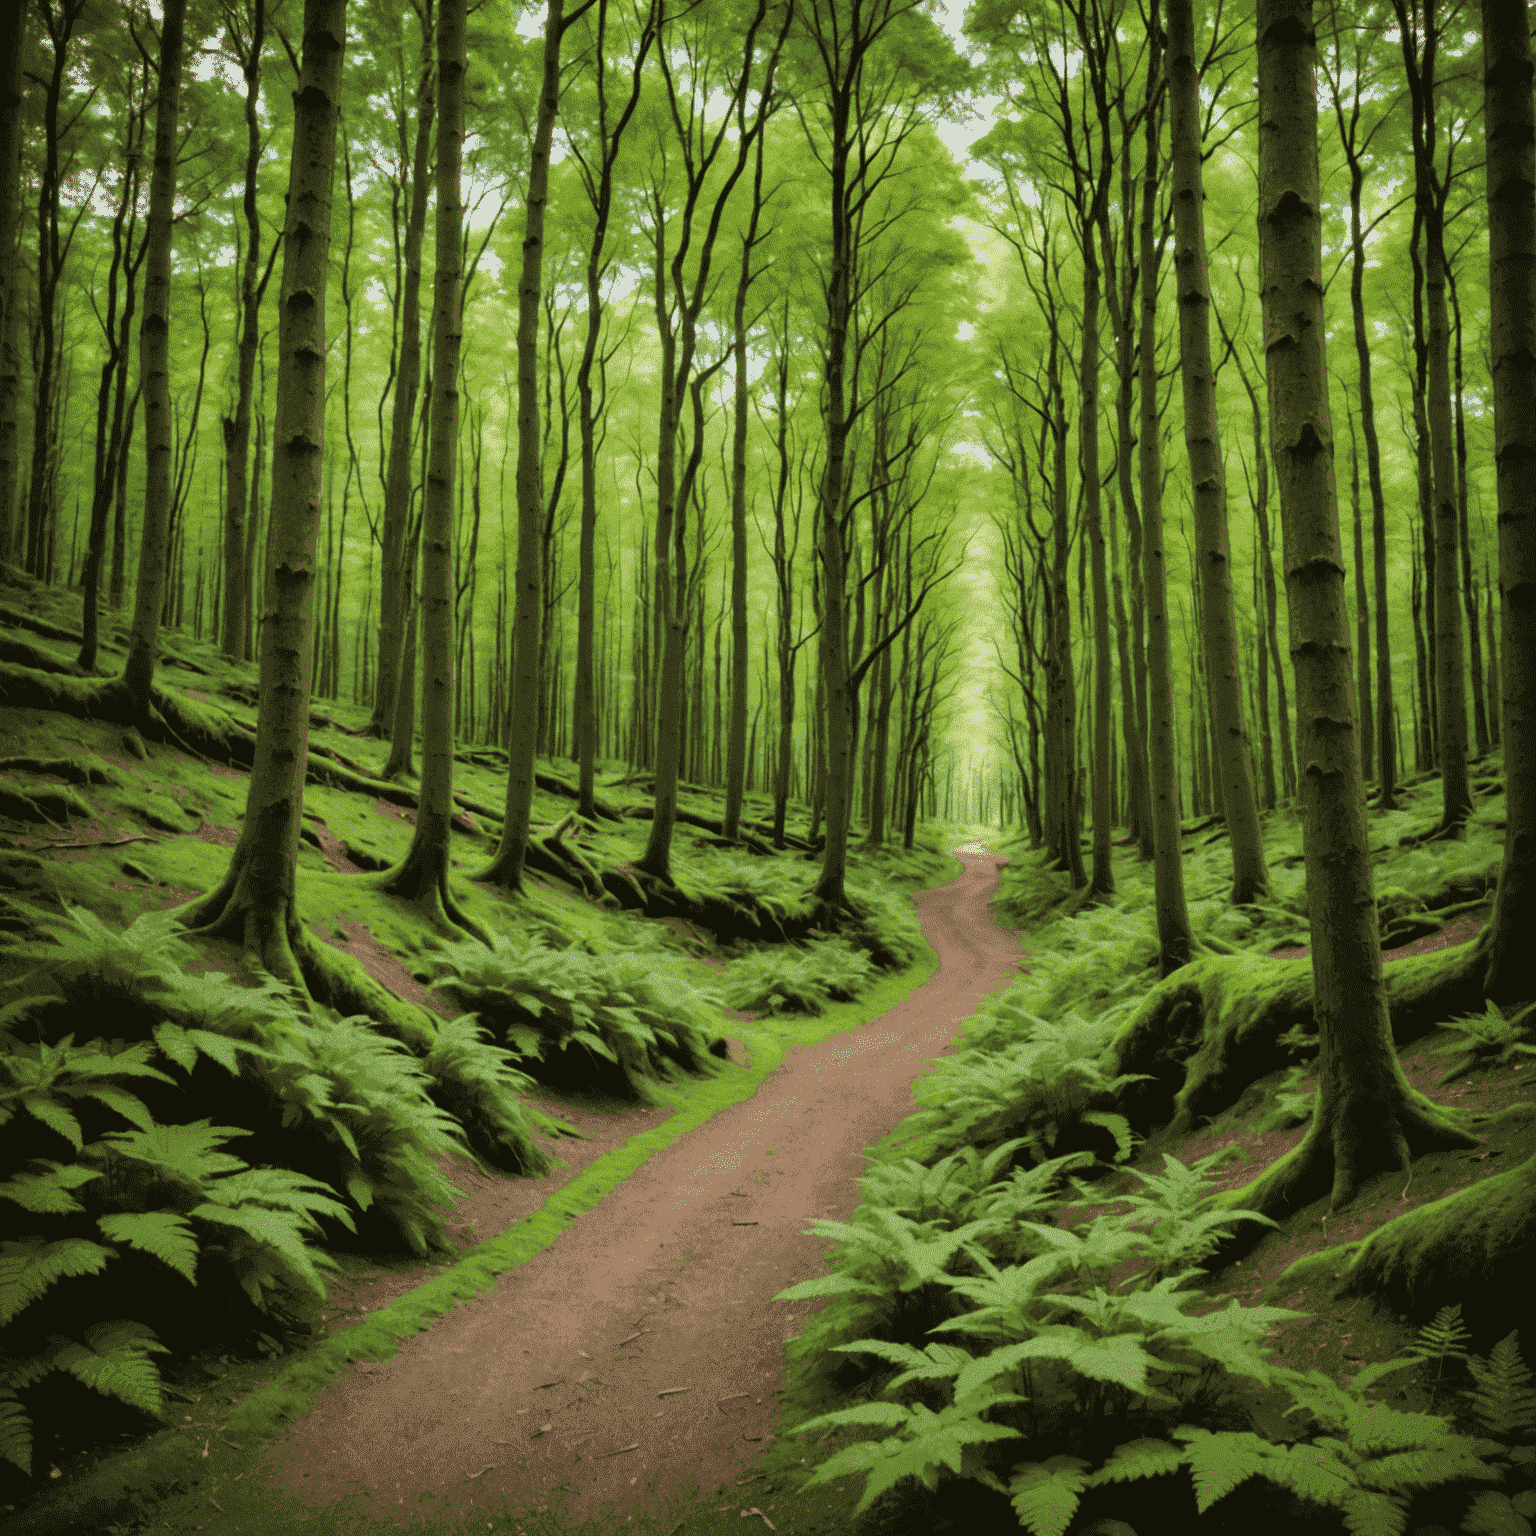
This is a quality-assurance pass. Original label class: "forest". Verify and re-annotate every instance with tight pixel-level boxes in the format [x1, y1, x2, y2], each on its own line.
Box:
[0, 0, 1534, 1532]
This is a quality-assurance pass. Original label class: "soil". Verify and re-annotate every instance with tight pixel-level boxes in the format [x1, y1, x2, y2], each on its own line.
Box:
[258, 849, 1024, 1532]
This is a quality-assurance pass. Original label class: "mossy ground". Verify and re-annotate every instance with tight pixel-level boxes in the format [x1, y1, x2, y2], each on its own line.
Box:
[0, 581, 959, 1535]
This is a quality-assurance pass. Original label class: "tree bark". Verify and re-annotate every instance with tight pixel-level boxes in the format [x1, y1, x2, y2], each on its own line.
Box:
[1232, 0, 1473, 1219]
[1140, 7, 1193, 973]
[378, 0, 479, 935]
[1481, 0, 1536, 1005]
[220, 0, 267, 660]
[120, 0, 188, 718]
[723, 131, 768, 844]
[370, 10, 436, 735]
[181, 0, 348, 980]
[1168, 0, 1268, 905]
[0, 0, 26, 562]
[1347, 403, 1373, 781]
[483, 0, 563, 891]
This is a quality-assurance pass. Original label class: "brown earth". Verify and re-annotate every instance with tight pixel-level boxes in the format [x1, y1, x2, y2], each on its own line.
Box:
[258, 849, 1024, 1533]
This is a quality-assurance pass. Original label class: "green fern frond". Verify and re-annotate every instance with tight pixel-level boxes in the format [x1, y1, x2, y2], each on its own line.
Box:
[1007, 1455, 1091, 1536]
[96, 1212, 199, 1284]
[0, 1237, 116, 1327]
[0, 1160, 102, 1214]
[1432, 1002, 1536, 1084]
[1087, 1437, 1187, 1486]
[1172, 1425, 1280, 1513]
[47, 1320, 167, 1419]
[0, 1392, 36, 1476]
[1463, 1331, 1536, 1440]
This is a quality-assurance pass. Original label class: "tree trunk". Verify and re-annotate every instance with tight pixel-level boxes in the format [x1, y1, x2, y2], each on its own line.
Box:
[1450, 270, 1490, 757]
[1168, 0, 1268, 904]
[120, 0, 187, 718]
[484, 0, 562, 891]
[1138, 19, 1187, 973]
[1482, 0, 1536, 1005]
[1348, 403, 1373, 781]
[1233, 0, 1473, 1220]
[724, 135, 766, 842]
[1425, 164, 1472, 827]
[378, 0, 477, 932]
[1081, 238, 1115, 898]
[220, 0, 267, 659]
[0, 0, 27, 562]
[370, 13, 435, 736]
[181, 0, 348, 979]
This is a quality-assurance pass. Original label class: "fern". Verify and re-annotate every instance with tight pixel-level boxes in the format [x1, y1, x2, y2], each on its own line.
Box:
[720, 938, 875, 1016]
[1462, 1331, 1536, 1441]
[1403, 1303, 1473, 1409]
[789, 1379, 1023, 1513]
[95, 1212, 199, 1284]
[1009, 1455, 1092, 1536]
[0, 1236, 116, 1327]
[46, 1319, 168, 1418]
[422, 1014, 554, 1173]
[4, 906, 196, 1017]
[1092, 1150, 1279, 1280]
[0, 1159, 102, 1214]
[1432, 1002, 1536, 1084]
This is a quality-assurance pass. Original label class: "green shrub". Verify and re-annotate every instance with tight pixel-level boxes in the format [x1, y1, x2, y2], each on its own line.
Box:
[720, 937, 875, 1016]
[430, 931, 722, 1095]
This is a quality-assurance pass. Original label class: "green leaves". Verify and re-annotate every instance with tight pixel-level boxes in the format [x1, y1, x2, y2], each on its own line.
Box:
[96, 1212, 199, 1284]
[0, 1236, 116, 1326]
[1432, 1002, 1536, 1085]
[1008, 1455, 1091, 1536]
[1463, 1330, 1536, 1442]
[791, 1389, 1024, 1514]
[46, 1320, 168, 1419]
[0, 1160, 102, 1214]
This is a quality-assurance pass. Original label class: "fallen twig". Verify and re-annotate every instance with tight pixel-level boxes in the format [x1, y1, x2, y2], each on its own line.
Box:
[657, 1386, 691, 1397]
[619, 1330, 647, 1345]
[741, 1509, 775, 1530]
[465, 1464, 496, 1480]
[595, 1443, 640, 1459]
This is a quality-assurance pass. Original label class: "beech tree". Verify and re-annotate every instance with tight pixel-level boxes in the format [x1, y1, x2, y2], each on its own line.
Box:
[1218, 0, 1473, 1219]
[182, 0, 350, 977]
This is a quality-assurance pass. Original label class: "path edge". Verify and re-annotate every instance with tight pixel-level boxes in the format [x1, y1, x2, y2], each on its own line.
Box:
[2, 864, 961, 1536]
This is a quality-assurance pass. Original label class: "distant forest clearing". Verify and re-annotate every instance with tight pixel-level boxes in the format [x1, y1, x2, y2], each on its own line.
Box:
[1, 0, 1534, 1533]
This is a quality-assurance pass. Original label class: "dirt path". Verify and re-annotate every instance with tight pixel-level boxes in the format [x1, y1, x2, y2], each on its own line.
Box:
[263, 849, 1022, 1532]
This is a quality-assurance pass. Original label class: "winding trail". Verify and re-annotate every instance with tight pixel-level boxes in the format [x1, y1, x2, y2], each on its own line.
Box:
[265, 848, 1022, 1531]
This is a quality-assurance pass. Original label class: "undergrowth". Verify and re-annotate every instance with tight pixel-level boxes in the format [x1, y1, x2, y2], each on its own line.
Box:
[775, 784, 1532, 1534]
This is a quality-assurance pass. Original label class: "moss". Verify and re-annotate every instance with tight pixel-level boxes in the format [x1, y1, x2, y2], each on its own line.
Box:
[1110, 939, 1492, 1134]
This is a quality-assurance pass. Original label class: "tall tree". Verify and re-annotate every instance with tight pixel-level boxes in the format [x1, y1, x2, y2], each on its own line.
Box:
[1137, 0, 1196, 972]
[77, 59, 150, 673]
[1393, 0, 1473, 831]
[1224, 0, 1472, 1220]
[377, 0, 482, 935]
[369, 1, 436, 735]
[120, 0, 189, 717]
[182, 0, 348, 979]
[568, 0, 655, 822]
[1167, 0, 1268, 904]
[723, 125, 773, 843]
[219, 0, 273, 660]
[1323, 5, 1399, 808]
[0, 0, 25, 563]
[1482, 0, 1536, 1005]
[634, 0, 785, 887]
[483, 0, 573, 891]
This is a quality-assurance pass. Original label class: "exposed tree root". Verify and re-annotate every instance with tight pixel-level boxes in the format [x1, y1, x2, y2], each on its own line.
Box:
[1111, 938, 1490, 1133]
[371, 835, 494, 947]
[1207, 1078, 1477, 1238]
[1263, 1117, 1536, 1335]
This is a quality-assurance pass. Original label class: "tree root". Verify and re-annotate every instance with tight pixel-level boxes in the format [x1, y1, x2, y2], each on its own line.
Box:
[1263, 1118, 1536, 1334]
[1207, 1083, 1477, 1232]
[1111, 939, 1490, 1134]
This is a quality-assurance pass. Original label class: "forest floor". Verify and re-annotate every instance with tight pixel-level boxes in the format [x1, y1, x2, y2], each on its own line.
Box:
[5, 578, 1534, 1536]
